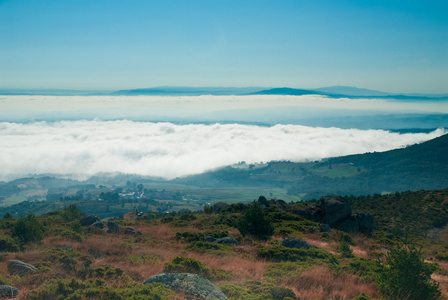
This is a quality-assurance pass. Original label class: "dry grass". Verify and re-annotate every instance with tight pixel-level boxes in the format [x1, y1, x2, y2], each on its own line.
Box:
[285, 265, 379, 300]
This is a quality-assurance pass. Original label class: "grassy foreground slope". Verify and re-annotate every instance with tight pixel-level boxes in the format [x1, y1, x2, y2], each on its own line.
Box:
[1, 189, 448, 299]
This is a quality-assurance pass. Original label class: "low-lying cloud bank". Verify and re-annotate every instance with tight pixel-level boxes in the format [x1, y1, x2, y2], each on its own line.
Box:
[0, 120, 445, 182]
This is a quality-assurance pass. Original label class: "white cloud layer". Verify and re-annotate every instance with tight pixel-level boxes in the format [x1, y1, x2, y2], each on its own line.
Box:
[0, 120, 445, 181]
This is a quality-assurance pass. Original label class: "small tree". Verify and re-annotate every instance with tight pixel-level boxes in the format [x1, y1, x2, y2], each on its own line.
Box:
[237, 202, 273, 240]
[12, 213, 44, 245]
[377, 242, 441, 300]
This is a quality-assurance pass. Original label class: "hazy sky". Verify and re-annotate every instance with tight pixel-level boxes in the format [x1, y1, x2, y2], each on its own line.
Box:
[1, 0, 447, 93]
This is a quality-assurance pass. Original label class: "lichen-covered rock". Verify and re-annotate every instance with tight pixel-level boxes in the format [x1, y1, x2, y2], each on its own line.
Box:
[143, 273, 227, 300]
[306, 227, 318, 234]
[319, 223, 331, 233]
[215, 237, 237, 244]
[357, 213, 375, 234]
[8, 260, 37, 276]
[319, 195, 352, 225]
[106, 221, 120, 234]
[0, 285, 19, 298]
[279, 238, 313, 249]
[90, 221, 104, 229]
[124, 227, 135, 235]
[204, 236, 217, 243]
[79, 214, 98, 226]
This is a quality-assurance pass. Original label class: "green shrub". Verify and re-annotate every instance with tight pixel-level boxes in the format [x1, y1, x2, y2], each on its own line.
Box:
[339, 232, 354, 245]
[343, 257, 382, 281]
[28, 278, 174, 300]
[338, 241, 354, 258]
[237, 203, 273, 240]
[62, 205, 83, 222]
[11, 213, 44, 245]
[3, 212, 13, 219]
[163, 256, 211, 278]
[186, 241, 232, 253]
[0, 236, 20, 252]
[220, 280, 295, 300]
[352, 292, 373, 300]
[257, 245, 336, 265]
[377, 242, 441, 300]
[319, 232, 330, 240]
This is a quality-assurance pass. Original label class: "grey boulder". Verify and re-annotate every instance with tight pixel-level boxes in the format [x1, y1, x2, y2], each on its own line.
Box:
[279, 238, 313, 249]
[143, 273, 227, 300]
[8, 260, 37, 276]
[0, 285, 19, 298]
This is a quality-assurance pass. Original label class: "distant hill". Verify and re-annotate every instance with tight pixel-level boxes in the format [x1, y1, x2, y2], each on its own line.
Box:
[249, 87, 324, 96]
[313, 86, 392, 97]
[111, 86, 265, 96]
[174, 133, 448, 199]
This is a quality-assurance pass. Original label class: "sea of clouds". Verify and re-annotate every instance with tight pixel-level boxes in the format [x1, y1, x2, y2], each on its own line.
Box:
[0, 120, 445, 181]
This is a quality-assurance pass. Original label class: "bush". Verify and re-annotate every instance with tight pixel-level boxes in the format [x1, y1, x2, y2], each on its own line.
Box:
[220, 280, 295, 300]
[28, 278, 174, 300]
[237, 203, 273, 240]
[62, 204, 83, 222]
[377, 242, 441, 300]
[11, 213, 44, 245]
[257, 245, 337, 265]
[163, 256, 211, 279]
[0, 236, 20, 252]
[338, 241, 354, 258]
[185, 241, 232, 253]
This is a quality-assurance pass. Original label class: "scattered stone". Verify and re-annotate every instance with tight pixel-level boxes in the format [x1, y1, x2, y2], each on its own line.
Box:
[357, 213, 375, 234]
[319, 223, 331, 233]
[211, 202, 228, 214]
[215, 237, 237, 244]
[279, 238, 313, 249]
[79, 214, 98, 226]
[8, 260, 37, 276]
[143, 273, 227, 300]
[306, 227, 318, 234]
[291, 208, 311, 219]
[0, 285, 19, 298]
[106, 221, 120, 234]
[204, 236, 217, 243]
[124, 227, 136, 235]
[319, 195, 352, 225]
[90, 222, 104, 229]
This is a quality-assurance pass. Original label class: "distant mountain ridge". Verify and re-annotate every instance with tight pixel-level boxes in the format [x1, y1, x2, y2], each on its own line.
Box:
[2, 86, 447, 99]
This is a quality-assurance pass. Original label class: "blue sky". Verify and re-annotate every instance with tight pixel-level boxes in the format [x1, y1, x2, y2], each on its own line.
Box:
[0, 0, 447, 93]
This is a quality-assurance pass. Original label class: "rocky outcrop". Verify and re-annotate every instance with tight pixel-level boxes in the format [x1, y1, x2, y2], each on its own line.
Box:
[319, 223, 331, 233]
[279, 238, 313, 249]
[106, 221, 120, 234]
[257, 196, 270, 209]
[143, 273, 227, 300]
[336, 213, 375, 236]
[257, 194, 375, 236]
[215, 237, 238, 244]
[204, 236, 217, 243]
[0, 285, 19, 298]
[319, 195, 352, 225]
[8, 260, 37, 276]
[124, 227, 136, 235]
[80, 214, 98, 226]
[90, 222, 104, 229]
